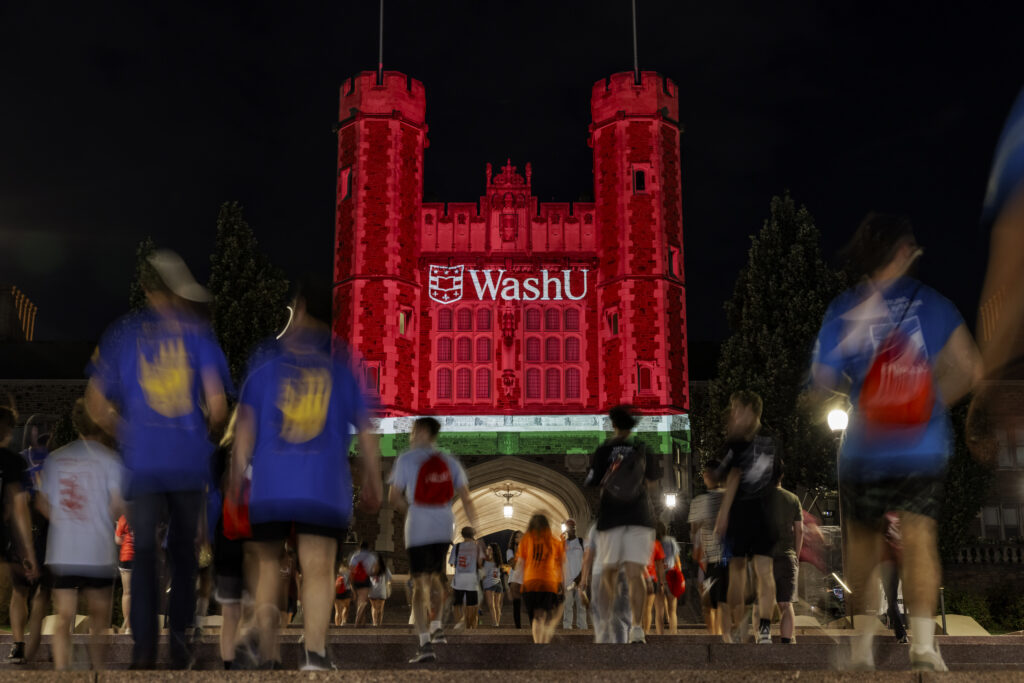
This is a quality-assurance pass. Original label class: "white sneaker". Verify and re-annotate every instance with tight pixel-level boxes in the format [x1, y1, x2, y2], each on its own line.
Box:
[910, 645, 948, 672]
[629, 626, 646, 644]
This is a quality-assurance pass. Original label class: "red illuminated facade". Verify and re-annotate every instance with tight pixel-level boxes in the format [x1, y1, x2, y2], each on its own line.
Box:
[333, 70, 689, 417]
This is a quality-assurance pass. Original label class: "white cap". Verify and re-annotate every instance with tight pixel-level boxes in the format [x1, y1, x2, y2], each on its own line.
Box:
[147, 249, 211, 303]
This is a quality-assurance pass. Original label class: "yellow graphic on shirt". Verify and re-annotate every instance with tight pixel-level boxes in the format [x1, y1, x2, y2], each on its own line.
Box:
[138, 338, 195, 418]
[277, 367, 332, 444]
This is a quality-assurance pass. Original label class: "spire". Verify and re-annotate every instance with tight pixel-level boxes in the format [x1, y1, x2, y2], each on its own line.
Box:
[376, 0, 384, 86]
[631, 0, 640, 85]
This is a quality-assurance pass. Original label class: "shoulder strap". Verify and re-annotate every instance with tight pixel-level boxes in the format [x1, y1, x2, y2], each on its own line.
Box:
[893, 283, 923, 330]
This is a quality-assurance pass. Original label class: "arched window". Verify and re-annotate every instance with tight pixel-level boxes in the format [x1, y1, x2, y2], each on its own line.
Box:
[476, 338, 491, 362]
[639, 366, 653, 393]
[437, 368, 452, 399]
[526, 308, 541, 331]
[545, 368, 561, 399]
[526, 337, 541, 362]
[566, 368, 581, 399]
[437, 337, 452, 362]
[545, 309, 560, 331]
[565, 337, 580, 362]
[457, 308, 473, 331]
[545, 337, 560, 362]
[456, 337, 472, 362]
[456, 368, 472, 399]
[476, 369, 491, 399]
[526, 368, 541, 399]
[476, 309, 491, 331]
[438, 308, 452, 331]
[565, 308, 580, 331]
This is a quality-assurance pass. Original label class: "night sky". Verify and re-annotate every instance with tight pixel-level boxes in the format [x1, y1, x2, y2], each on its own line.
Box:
[2, 2, 1021, 346]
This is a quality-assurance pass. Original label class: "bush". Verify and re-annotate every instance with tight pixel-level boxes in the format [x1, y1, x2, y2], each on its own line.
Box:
[943, 589, 995, 631]
[990, 593, 1024, 633]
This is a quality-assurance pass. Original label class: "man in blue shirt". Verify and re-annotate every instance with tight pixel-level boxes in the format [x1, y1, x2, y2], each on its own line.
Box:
[812, 214, 981, 672]
[87, 250, 231, 670]
[230, 275, 382, 671]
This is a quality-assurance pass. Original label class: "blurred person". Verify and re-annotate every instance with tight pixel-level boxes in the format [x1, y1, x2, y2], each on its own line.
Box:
[482, 543, 504, 627]
[657, 521, 681, 634]
[767, 462, 802, 644]
[712, 391, 778, 644]
[580, 520, 630, 643]
[388, 416, 477, 663]
[368, 553, 392, 626]
[334, 566, 352, 626]
[230, 275, 382, 670]
[0, 405, 40, 664]
[812, 213, 982, 671]
[448, 527, 484, 629]
[86, 249, 231, 669]
[115, 515, 134, 634]
[507, 530, 526, 629]
[585, 405, 663, 644]
[561, 518, 587, 630]
[880, 513, 908, 644]
[688, 460, 728, 636]
[516, 513, 566, 644]
[642, 532, 666, 635]
[36, 398, 125, 671]
[350, 541, 377, 627]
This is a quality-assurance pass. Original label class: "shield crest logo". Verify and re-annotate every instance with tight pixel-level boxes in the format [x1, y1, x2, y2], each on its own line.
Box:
[428, 265, 464, 304]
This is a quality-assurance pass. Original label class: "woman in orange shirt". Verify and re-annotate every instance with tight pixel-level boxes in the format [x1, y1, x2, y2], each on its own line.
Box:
[114, 515, 134, 634]
[515, 513, 565, 644]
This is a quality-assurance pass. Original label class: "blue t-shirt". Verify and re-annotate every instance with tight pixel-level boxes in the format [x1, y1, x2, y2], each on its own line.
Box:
[240, 329, 368, 529]
[983, 86, 1024, 223]
[813, 278, 964, 480]
[87, 309, 232, 496]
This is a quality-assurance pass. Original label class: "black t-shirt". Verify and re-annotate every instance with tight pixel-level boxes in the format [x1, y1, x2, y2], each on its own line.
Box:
[588, 437, 662, 531]
[0, 447, 27, 553]
[715, 432, 777, 501]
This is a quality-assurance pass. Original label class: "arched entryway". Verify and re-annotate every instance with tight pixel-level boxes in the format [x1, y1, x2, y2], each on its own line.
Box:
[452, 456, 591, 539]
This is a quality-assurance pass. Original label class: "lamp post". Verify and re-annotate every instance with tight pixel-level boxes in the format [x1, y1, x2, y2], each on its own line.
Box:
[494, 484, 522, 521]
[829, 408, 850, 626]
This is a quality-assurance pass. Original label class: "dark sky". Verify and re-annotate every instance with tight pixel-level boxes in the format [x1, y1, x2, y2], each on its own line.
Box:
[2, 1, 1021, 343]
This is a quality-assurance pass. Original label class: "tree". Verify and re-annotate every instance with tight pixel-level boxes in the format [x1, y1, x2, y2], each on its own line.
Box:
[939, 400, 995, 559]
[208, 202, 290, 385]
[698, 193, 845, 492]
[128, 236, 156, 311]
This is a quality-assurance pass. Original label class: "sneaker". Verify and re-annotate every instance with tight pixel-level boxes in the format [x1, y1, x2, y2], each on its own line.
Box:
[301, 649, 337, 671]
[8, 642, 25, 665]
[910, 645, 948, 672]
[409, 642, 437, 664]
[430, 629, 447, 644]
[629, 626, 646, 644]
[896, 634, 909, 644]
[757, 624, 772, 645]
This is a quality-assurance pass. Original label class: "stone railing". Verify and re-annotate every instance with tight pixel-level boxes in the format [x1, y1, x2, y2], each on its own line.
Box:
[953, 545, 1024, 564]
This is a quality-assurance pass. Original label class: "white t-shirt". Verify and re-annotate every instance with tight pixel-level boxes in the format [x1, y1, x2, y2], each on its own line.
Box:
[369, 568, 392, 600]
[349, 550, 377, 584]
[40, 440, 123, 577]
[389, 447, 468, 548]
[563, 535, 585, 586]
[449, 540, 481, 591]
[482, 560, 502, 589]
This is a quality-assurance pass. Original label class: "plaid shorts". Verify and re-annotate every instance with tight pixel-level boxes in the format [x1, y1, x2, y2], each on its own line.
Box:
[840, 475, 944, 527]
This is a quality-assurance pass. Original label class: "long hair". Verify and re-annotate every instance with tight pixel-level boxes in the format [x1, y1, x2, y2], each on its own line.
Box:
[506, 530, 523, 558]
[839, 212, 916, 282]
[526, 513, 550, 536]
[488, 542, 502, 565]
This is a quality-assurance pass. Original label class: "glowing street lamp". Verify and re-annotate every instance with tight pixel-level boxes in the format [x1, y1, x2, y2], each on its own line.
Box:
[827, 408, 849, 432]
[664, 493, 677, 509]
[494, 484, 522, 521]
[503, 504, 514, 519]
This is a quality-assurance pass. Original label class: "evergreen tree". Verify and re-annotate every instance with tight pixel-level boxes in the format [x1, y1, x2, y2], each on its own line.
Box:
[208, 202, 290, 385]
[698, 193, 845, 492]
[128, 236, 156, 312]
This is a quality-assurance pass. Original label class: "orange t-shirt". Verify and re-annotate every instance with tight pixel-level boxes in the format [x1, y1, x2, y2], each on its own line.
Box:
[335, 574, 348, 595]
[116, 516, 134, 564]
[646, 540, 665, 579]
[518, 529, 565, 594]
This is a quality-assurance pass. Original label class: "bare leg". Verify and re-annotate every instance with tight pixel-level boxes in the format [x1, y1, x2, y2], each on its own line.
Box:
[900, 511, 940, 653]
[466, 599, 478, 629]
[251, 541, 284, 664]
[726, 557, 748, 640]
[643, 592, 654, 632]
[296, 534, 336, 656]
[753, 555, 775, 621]
[654, 592, 666, 635]
[334, 599, 349, 626]
[354, 588, 370, 627]
[623, 563, 647, 629]
[25, 585, 49, 662]
[779, 602, 794, 640]
[370, 599, 384, 626]
[9, 579, 27, 644]
[666, 595, 678, 634]
[85, 585, 113, 670]
[544, 601, 565, 643]
[530, 606, 545, 643]
[845, 520, 883, 665]
[220, 602, 241, 664]
[120, 570, 132, 632]
[598, 567, 618, 625]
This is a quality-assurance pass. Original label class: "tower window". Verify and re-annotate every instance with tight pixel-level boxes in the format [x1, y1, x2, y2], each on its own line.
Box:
[633, 169, 646, 193]
[364, 364, 380, 395]
[668, 247, 680, 279]
[477, 309, 491, 331]
[566, 368, 581, 399]
[457, 337, 472, 362]
[606, 310, 619, 336]
[437, 337, 453, 362]
[565, 308, 580, 331]
[526, 308, 541, 331]
[438, 309, 452, 331]
[456, 369, 472, 399]
[457, 308, 472, 331]
[476, 337, 491, 362]
[437, 368, 452, 399]
[638, 364, 653, 393]
[545, 368, 561, 399]
[526, 337, 541, 362]
[545, 337, 560, 362]
[398, 309, 413, 336]
[526, 368, 541, 399]
[476, 369, 491, 399]
[545, 309, 560, 331]
[565, 337, 580, 362]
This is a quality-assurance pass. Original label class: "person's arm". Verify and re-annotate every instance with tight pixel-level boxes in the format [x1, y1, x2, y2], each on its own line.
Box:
[477, 540, 486, 569]
[933, 323, 983, 407]
[713, 469, 741, 539]
[579, 543, 595, 594]
[85, 379, 122, 437]
[656, 557, 667, 593]
[228, 404, 256, 502]
[794, 520, 804, 558]
[388, 483, 407, 515]
[456, 484, 478, 530]
[200, 366, 228, 434]
[356, 425, 382, 513]
[35, 491, 51, 519]
[7, 486, 37, 581]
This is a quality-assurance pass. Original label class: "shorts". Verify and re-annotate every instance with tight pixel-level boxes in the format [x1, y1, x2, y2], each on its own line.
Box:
[523, 591, 562, 619]
[725, 496, 774, 558]
[408, 543, 449, 576]
[706, 562, 729, 608]
[288, 597, 298, 614]
[214, 533, 244, 580]
[453, 588, 479, 607]
[484, 584, 504, 593]
[336, 590, 352, 601]
[51, 574, 115, 591]
[118, 560, 134, 572]
[841, 476, 943, 526]
[595, 526, 655, 567]
[214, 574, 243, 604]
[353, 580, 372, 590]
[774, 555, 798, 604]
[249, 521, 347, 543]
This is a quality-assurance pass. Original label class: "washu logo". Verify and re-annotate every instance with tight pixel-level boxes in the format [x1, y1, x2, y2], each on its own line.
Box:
[427, 266, 588, 305]
[138, 338, 194, 418]
[277, 366, 332, 444]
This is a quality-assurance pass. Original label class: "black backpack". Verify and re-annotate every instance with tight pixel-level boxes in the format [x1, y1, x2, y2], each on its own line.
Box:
[599, 440, 647, 503]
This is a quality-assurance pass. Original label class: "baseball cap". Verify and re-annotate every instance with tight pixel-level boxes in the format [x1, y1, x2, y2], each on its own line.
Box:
[147, 249, 211, 303]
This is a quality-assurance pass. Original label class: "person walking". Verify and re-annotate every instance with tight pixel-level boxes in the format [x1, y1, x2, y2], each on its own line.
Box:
[389, 417, 477, 664]
[580, 521, 630, 643]
[507, 530, 526, 629]
[516, 513, 565, 644]
[449, 527, 484, 629]
[482, 543, 504, 626]
[561, 519, 587, 630]
[229, 275, 382, 671]
[334, 567, 352, 626]
[642, 534, 667, 635]
[37, 399, 125, 671]
[368, 553, 392, 627]
[115, 515, 134, 634]
[86, 249, 231, 670]
[585, 405, 663, 644]
[812, 213, 982, 671]
[688, 460, 728, 636]
[712, 390, 778, 645]
[767, 462, 802, 644]
[659, 523, 681, 635]
[350, 542, 377, 627]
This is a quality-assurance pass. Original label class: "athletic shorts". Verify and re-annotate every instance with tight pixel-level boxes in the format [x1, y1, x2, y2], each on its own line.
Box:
[453, 588, 479, 607]
[118, 560, 133, 572]
[706, 562, 729, 609]
[51, 574, 115, 591]
[215, 573, 243, 604]
[408, 543, 449, 576]
[725, 496, 774, 558]
[841, 476, 943, 525]
[336, 590, 352, 601]
[523, 591, 562, 619]
[484, 584, 504, 593]
[249, 521, 346, 543]
[353, 579, 372, 590]
[595, 526, 655, 567]
[774, 555, 798, 604]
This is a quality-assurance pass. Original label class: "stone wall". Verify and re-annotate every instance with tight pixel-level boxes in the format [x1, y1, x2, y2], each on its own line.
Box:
[0, 379, 87, 422]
